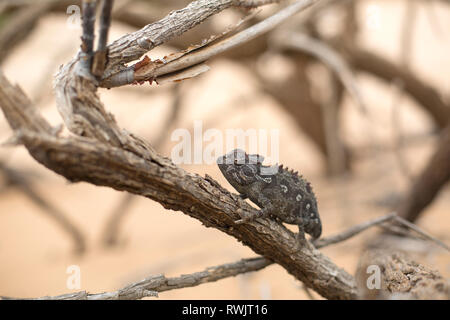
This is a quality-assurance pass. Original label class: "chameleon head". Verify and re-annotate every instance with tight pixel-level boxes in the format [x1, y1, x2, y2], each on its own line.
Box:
[217, 149, 264, 191]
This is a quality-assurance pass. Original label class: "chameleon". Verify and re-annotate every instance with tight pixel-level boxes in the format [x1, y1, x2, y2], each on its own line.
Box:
[217, 149, 322, 240]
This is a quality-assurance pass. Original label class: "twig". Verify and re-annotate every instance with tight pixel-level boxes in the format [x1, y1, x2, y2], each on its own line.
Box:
[1, 257, 272, 300]
[312, 213, 397, 249]
[81, 0, 97, 71]
[92, 0, 114, 77]
[102, 0, 290, 77]
[313, 212, 450, 252]
[101, 0, 321, 87]
[393, 215, 450, 252]
[103, 0, 258, 76]
[17, 209, 448, 300]
[236, 0, 281, 8]
[97, 0, 113, 52]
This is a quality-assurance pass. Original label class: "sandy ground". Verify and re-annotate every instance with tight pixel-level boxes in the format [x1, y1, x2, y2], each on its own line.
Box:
[0, 1, 449, 299]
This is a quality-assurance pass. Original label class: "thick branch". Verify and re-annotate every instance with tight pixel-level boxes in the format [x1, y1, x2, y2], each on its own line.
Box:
[0, 0, 358, 300]
[0, 70, 357, 300]
[357, 251, 450, 299]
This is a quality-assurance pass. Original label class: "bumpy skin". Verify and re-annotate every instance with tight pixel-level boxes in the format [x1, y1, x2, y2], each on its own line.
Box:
[217, 149, 322, 240]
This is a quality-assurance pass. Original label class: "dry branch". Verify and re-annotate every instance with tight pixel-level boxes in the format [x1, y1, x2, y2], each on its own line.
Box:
[103, 0, 244, 77]
[2, 0, 446, 301]
[101, 0, 320, 87]
[92, 0, 114, 77]
[357, 251, 450, 299]
[0, 5, 347, 295]
[0, 67, 357, 299]
[1, 257, 272, 300]
[102, 0, 281, 75]
[5, 208, 446, 300]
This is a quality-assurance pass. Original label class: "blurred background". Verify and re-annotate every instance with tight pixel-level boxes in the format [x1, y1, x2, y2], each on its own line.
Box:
[0, 0, 449, 299]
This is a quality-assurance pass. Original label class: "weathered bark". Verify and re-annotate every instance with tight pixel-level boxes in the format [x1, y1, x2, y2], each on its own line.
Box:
[357, 250, 450, 299]
[2, 0, 447, 301]
[0, 69, 357, 299]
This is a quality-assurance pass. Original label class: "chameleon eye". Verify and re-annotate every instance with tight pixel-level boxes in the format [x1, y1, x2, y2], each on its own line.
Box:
[234, 158, 243, 166]
[241, 165, 255, 177]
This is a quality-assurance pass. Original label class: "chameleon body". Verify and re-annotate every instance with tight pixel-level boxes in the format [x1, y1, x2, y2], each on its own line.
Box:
[217, 149, 322, 240]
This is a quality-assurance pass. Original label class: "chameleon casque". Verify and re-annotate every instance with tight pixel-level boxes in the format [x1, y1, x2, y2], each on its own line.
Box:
[217, 149, 322, 240]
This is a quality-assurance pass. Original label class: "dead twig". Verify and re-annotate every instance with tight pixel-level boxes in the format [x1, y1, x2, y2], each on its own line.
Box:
[106, 213, 449, 300]
[92, 0, 114, 78]
[312, 213, 398, 249]
[101, 0, 320, 87]
[0, 257, 272, 300]
[236, 0, 281, 8]
[80, 0, 97, 71]
[314, 212, 449, 252]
